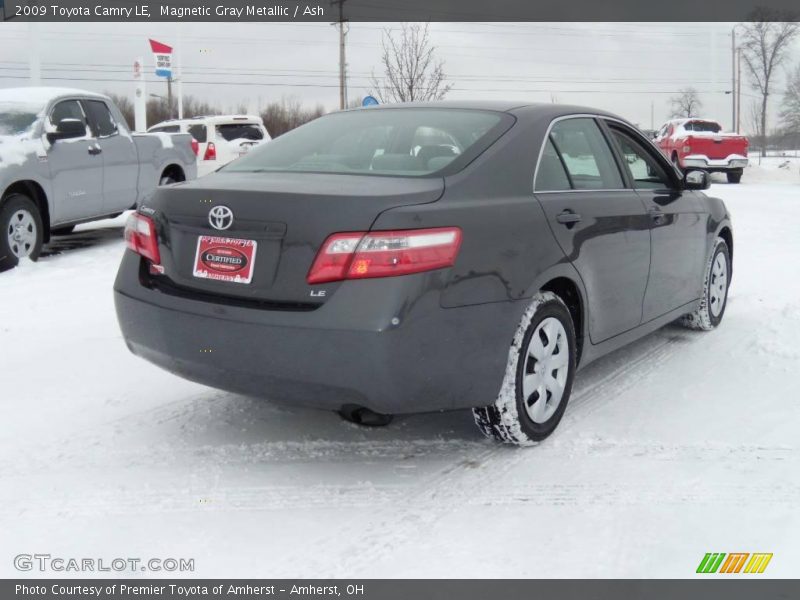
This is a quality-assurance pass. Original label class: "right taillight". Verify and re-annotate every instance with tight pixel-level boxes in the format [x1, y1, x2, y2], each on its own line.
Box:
[307, 227, 462, 285]
[124, 213, 161, 265]
[190, 138, 199, 156]
[203, 142, 216, 160]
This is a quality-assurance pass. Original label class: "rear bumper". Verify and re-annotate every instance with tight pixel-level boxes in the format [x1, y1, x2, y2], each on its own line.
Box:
[682, 154, 748, 171]
[113, 252, 526, 414]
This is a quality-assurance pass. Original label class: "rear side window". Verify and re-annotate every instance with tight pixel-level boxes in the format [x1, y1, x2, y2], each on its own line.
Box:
[548, 118, 623, 190]
[534, 139, 571, 191]
[188, 124, 207, 143]
[216, 123, 264, 142]
[83, 100, 118, 137]
[225, 108, 510, 177]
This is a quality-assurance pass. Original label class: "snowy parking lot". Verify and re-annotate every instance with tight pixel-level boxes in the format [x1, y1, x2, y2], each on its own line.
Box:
[1, 160, 799, 578]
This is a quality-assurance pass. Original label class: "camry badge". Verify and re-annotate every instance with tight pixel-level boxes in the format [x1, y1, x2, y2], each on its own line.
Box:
[209, 205, 234, 231]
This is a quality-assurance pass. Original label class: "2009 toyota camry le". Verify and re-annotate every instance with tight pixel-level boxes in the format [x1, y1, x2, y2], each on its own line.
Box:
[114, 102, 733, 446]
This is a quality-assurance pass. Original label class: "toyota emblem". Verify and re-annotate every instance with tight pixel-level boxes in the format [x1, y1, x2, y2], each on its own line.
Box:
[208, 205, 234, 231]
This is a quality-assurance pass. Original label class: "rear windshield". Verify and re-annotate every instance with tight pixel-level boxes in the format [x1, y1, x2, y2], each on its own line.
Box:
[0, 102, 42, 136]
[224, 108, 509, 176]
[216, 123, 264, 142]
[683, 121, 721, 133]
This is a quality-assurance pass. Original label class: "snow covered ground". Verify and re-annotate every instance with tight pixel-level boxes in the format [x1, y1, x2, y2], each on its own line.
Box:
[1, 161, 799, 578]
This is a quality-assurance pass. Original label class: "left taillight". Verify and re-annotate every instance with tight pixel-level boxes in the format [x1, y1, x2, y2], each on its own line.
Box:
[124, 213, 161, 265]
[307, 227, 462, 285]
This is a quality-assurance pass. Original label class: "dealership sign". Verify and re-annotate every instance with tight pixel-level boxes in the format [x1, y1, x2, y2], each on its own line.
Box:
[149, 39, 172, 78]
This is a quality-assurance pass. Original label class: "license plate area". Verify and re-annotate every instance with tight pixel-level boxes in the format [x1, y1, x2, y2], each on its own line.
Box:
[193, 235, 257, 284]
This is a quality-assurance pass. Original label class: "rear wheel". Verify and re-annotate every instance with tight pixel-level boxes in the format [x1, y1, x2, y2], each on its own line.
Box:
[0, 193, 43, 272]
[473, 292, 576, 446]
[679, 237, 730, 331]
[726, 171, 742, 184]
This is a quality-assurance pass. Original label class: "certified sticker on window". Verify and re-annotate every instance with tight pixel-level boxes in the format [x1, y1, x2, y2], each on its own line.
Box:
[193, 236, 257, 284]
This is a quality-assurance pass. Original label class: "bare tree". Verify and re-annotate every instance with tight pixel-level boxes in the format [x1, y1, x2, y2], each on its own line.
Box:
[260, 96, 325, 137]
[739, 11, 800, 156]
[779, 62, 800, 134]
[104, 92, 134, 129]
[370, 23, 452, 104]
[669, 87, 704, 118]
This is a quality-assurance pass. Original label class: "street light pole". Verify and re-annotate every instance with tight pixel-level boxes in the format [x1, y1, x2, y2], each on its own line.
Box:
[731, 26, 736, 132]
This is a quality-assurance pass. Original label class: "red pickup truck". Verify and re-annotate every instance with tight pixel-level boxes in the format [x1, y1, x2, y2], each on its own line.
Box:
[654, 118, 749, 183]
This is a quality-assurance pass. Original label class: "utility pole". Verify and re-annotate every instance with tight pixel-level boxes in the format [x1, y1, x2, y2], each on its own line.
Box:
[736, 47, 742, 134]
[29, 22, 41, 85]
[332, 0, 348, 110]
[167, 76, 173, 118]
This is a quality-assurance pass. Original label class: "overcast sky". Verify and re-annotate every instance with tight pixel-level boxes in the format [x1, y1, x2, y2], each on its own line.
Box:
[1, 21, 797, 131]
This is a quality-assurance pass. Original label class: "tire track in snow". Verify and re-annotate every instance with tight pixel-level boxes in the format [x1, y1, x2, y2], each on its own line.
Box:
[288, 331, 700, 576]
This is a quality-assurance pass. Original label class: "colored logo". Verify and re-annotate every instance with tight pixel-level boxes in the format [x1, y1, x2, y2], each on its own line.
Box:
[696, 552, 773, 574]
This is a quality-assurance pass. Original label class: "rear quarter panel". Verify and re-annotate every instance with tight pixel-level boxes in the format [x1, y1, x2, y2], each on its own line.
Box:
[132, 133, 197, 202]
[369, 108, 569, 309]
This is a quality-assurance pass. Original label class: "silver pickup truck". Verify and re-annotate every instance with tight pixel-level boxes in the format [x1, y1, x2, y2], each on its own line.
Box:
[0, 87, 197, 271]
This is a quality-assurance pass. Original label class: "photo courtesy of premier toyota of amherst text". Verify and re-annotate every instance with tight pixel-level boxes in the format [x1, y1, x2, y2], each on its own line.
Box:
[1, 0, 799, 595]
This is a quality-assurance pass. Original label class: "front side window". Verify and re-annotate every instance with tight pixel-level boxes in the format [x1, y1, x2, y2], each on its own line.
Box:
[609, 128, 671, 190]
[224, 108, 510, 177]
[83, 100, 118, 137]
[49, 100, 88, 134]
[548, 118, 623, 190]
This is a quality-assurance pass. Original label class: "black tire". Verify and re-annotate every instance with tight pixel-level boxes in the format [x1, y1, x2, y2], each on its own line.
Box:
[679, 238, 730, 331]
[0, 193, 44, 272]
[473, 292, 577, 446]
[51, 224, 76, 236]
[726, 171, 742, 184]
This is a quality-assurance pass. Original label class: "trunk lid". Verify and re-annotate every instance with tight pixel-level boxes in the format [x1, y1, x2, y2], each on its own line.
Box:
[145, 171, 444, 306]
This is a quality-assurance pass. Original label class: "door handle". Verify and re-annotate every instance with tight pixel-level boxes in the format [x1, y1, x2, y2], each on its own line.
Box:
[556, 210, 582, 226]
[648, 207, 666, 224]
[88, 145, 102, 156]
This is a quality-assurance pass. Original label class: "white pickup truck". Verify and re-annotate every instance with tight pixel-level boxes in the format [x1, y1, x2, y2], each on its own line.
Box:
[0, 87, 197, 271]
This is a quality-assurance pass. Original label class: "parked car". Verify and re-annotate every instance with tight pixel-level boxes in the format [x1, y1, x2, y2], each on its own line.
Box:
[654, 118, 749, 183]
[114, 102, 733, 445]
[148, 115, 270, 177]
[0, 87, 197, 271]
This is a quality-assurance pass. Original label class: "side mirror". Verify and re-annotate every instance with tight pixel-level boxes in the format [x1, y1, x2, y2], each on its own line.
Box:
[47, 119, 86, 143]
[684, 169, 710, 191]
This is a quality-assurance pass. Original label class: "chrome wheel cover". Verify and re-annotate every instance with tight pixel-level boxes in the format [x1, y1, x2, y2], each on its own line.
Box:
[709, 252, 728, 317]
[6, 209, 37, 258]
[522, 317, 569, 424]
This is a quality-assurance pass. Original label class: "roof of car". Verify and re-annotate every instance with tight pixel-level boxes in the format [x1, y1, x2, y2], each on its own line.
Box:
[150, 115, 263, 127]
[0, 86, 108, 104]
[348, 100, 627, 121]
